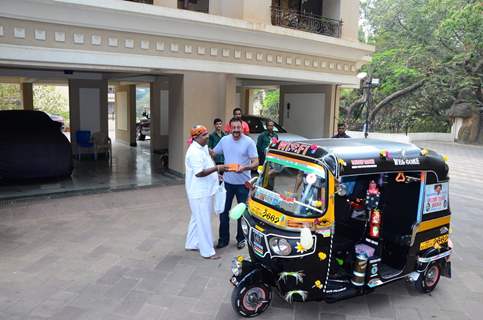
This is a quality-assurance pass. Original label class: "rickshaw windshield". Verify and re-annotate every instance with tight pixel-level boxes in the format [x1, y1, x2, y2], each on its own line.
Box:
[253, 157, 327, 218]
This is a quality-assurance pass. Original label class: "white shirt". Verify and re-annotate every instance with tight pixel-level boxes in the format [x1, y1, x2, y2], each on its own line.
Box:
[185, 141, 218, 199]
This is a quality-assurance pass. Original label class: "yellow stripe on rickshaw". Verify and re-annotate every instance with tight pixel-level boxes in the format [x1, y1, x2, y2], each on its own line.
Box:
[417, 215, 451, 233]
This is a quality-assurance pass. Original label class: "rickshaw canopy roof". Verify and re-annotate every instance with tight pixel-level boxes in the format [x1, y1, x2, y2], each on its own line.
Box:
[267, 138, 448, 180]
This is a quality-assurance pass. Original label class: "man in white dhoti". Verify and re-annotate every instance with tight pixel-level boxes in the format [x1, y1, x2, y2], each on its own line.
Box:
[185, 125, 226, 259]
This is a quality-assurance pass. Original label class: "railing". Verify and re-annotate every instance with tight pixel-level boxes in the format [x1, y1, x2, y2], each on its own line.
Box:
[271, 6, 342, 38]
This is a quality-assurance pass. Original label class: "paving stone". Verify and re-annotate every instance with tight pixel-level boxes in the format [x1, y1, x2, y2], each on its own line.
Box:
[134, 303, 166, 320]
[113, 290, 149, 317]
[366, 294, 396, 319]
[104, 277, 139, 300]
[50, 306, 86, 320]
[178, 274, 210, 298]
[96, 266, 127, 285]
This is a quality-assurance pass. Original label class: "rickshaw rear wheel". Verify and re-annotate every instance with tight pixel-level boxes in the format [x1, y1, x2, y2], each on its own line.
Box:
[231, 282, 272, 317]
[415, 262, 441, 293]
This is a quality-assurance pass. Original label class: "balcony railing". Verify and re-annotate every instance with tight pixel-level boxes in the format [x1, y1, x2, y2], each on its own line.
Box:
[271, 6, 342, 38]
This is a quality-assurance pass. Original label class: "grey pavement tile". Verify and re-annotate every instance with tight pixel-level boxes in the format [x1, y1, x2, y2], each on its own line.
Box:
[366, 294, 396, 319]
[104, 277, 140, 300]
[86, 245, 111, 260]
[320, 313, 346, 320]
[134, 303, 166, 320]
[96, 265, 127, 285]
[113, 290, 149, 317]
[395, 307, 421, 320]
[259, 306, 295, 320]
[137, 237, 159, 252]
[317, 297, 370, 317]
[21, 254, 60, 273]
[294, 301, 320, 320]
[50, 306, 86, 320]
[131, 270, 168, 293]
[154, 254, 183, 271]
[178, 274, 210, 298]
[215, 302, 244, 320]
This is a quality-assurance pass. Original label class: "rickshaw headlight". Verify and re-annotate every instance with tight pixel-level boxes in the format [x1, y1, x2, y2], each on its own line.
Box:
[231, 258, 243, 276]
[269, 237, 292, 256]
[241, 218, 249, 236]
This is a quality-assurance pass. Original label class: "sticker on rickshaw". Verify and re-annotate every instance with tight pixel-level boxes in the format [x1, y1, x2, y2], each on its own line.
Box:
[424, 182, 449, 214]
[419, 234, 449, 251]
[393, 158, 420, 165]
[252, 229, 265, 256]
[350, 159, 377, 169]
[276, 141, 311, 155]
[249, 199, 284, 226]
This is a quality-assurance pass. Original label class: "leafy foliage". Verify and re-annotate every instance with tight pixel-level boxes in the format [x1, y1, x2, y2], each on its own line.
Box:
[0, 84, 22, 110]
[33, 85, 70, 127]
[342, 0, 482, 133]
[259, 89, 280, 122]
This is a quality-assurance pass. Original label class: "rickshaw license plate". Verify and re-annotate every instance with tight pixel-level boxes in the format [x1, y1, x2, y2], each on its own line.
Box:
[252, 229, 265, 256]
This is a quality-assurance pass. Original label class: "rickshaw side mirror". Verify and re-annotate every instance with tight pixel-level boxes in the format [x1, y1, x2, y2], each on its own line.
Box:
[245, 176, 258, 190]
[336, 183, 348, 196]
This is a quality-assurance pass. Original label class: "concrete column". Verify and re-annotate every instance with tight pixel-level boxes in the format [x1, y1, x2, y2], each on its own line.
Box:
[153, 0, 177, 8]
[248, 89, 257, 115]
[168, 74, 184, 174]
[69, 79, 108, 154]
[340, 0, 359, 42]
[242, 0, 271, 24]
[168, 71, 228, 174]
[329, 85, 341, 135]
[224, 74, 237, 123]
[114, 85, 136, 147]
[20, 83, 34, 110]
[150, 78, 169, 153]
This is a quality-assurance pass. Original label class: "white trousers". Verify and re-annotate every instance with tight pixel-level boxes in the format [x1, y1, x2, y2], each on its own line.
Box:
[185, 195, 216, 258]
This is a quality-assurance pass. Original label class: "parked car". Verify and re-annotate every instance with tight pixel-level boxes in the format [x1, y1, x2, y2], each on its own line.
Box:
[0, 110, 73, 180]
[33, 109, 66, 131]
[47, 113, 65, 131]
[242, 115, 306, 141]
[136, 111, 150, 140]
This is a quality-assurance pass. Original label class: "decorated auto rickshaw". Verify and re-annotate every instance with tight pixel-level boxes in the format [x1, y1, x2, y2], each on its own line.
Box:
[229, 138, 452, 317]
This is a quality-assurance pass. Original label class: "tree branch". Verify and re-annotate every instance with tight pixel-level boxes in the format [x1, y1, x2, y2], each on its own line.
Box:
[369, 79, 425, 121]
[344, 91, 368, 124]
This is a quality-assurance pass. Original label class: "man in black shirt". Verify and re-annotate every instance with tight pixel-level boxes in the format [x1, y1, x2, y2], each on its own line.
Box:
[332, 123, 351, 138]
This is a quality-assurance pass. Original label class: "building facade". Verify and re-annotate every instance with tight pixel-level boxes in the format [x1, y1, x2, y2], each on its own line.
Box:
[0, 0, 374, 173]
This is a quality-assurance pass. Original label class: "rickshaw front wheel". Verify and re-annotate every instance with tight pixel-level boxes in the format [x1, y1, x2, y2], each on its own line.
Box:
[415, 262, 441, 293]
[231, 282, 272, 317]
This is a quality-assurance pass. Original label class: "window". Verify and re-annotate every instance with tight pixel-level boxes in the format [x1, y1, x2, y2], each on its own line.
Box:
[243, 116, 287, 134]
[254, 159, 327, 217]
[177, 0, 209, 13]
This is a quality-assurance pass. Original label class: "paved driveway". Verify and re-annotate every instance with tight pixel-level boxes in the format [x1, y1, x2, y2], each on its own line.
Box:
[0, 141, 482, 320]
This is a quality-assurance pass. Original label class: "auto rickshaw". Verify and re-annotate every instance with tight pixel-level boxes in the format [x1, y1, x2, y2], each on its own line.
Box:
[229, 138, 452, 317]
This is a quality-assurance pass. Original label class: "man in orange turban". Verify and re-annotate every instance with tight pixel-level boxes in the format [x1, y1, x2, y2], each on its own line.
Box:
[185, 125, 226, 259]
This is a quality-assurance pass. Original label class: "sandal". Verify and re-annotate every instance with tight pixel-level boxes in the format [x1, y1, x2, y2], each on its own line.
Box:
[203, 254, 221, 260]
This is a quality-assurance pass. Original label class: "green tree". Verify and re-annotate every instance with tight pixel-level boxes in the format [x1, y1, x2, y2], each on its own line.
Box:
[0, 84, 22, 110]
[33, 85, 70, 127]
[260, 89, 280, 122]
[343, 0, 482, 133]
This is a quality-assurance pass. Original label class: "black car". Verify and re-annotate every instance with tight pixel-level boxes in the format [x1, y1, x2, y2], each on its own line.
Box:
[241, 115, 306, 142]
[0, 110, 73, 180]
